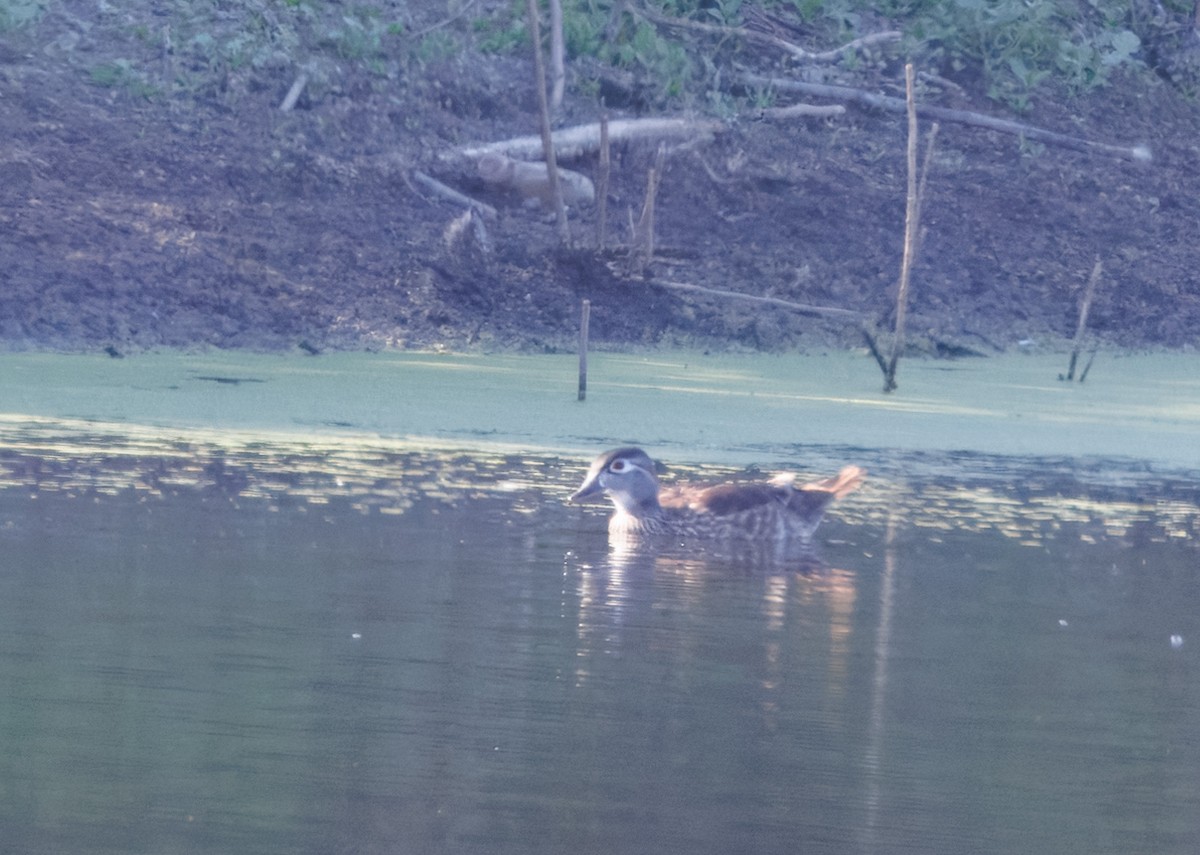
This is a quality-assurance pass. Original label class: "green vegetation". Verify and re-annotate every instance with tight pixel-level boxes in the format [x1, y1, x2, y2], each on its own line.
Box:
[0, 0, 45, 30]
[475, 0, 1148, 110]
[89, 58, 160, 99]
[4, 0, 1158, 112]
[906, 0, 1143, 108]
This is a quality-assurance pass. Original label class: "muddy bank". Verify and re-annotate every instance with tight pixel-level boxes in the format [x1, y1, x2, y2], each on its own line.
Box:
[1, 4, 1199, 355]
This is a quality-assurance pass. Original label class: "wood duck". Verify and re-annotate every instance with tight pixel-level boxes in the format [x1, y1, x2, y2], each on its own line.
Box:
[569, 447, 865, 542]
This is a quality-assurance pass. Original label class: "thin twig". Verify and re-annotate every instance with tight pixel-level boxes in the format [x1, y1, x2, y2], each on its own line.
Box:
[638, 6, 899, 63]
[526, 0, 569, 244]
[279, 72, 309, 112]
[911, 122, 939, 265]
[737, 73, 1152, 162]
[596, 113, 610, 250]
[629, 145, 665, 275]
[650, 278, 862, 319]
[1078, 350, 1098, 383]
[412, 170, 498, 220]
[408, 0, 479, 41]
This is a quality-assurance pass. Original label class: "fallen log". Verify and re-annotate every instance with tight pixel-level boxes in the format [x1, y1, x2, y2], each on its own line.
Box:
[477, 153, 595, 206]
[449, 117, 725, 162]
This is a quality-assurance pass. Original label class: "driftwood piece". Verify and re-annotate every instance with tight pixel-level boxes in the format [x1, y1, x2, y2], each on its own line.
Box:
[450, 118, 725, 162]
[478, 153, 595, 206]
[738, 73, 1152, 162]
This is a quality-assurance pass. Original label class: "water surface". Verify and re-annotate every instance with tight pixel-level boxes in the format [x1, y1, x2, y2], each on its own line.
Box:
[1, 439, 1197, 854]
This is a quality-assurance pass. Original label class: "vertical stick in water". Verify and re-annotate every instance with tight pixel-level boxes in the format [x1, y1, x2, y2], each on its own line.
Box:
[1064, 259, 1102, 382]
[885, 63, 920, 393]
[578, 299, 591, 401]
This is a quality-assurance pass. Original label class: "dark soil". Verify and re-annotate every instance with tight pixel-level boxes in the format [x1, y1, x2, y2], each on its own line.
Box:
[3, 3, 1200, 356]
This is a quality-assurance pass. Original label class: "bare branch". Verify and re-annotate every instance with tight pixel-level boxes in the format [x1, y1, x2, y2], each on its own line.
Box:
[650, 278, 862, 320]
[638, 6, 900, 63]
[738, 73, 1153, 162]
[408, 0, 480, 41]
[412, 169, 498, 220]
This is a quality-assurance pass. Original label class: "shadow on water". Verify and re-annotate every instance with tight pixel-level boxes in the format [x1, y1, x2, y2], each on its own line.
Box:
[1, 424, 1198, 854]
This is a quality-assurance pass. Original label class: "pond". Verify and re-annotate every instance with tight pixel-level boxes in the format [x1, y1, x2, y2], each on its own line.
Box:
[1, 424, 1197, 855]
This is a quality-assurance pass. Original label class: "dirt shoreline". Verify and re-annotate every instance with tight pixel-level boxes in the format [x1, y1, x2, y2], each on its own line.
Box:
[2, 6, 1199, 357]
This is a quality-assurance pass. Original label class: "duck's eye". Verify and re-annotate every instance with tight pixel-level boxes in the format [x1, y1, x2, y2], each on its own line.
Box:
[609, 459, 628, 473]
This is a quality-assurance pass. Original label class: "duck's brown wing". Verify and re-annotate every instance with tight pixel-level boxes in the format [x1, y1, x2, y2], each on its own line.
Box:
[659, 482, 789, 516]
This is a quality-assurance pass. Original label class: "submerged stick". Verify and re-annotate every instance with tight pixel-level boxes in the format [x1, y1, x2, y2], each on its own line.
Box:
[861, 325, 889, 375]
[1078, 350, 1098, 383]
[578, 299, 591, 401]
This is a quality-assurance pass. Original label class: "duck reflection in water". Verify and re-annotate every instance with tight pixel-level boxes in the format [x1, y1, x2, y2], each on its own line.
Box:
[569, 447, 865, 568]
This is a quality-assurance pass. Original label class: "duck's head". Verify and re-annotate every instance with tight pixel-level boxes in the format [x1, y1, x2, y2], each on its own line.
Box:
[569, 447, 662, 515]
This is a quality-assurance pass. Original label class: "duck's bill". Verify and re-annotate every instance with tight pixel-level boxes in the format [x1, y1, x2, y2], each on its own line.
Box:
[568, 478, 604, 503]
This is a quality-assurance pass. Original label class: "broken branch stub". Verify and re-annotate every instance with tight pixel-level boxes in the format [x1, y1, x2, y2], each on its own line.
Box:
[477, 153, 595, 208]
